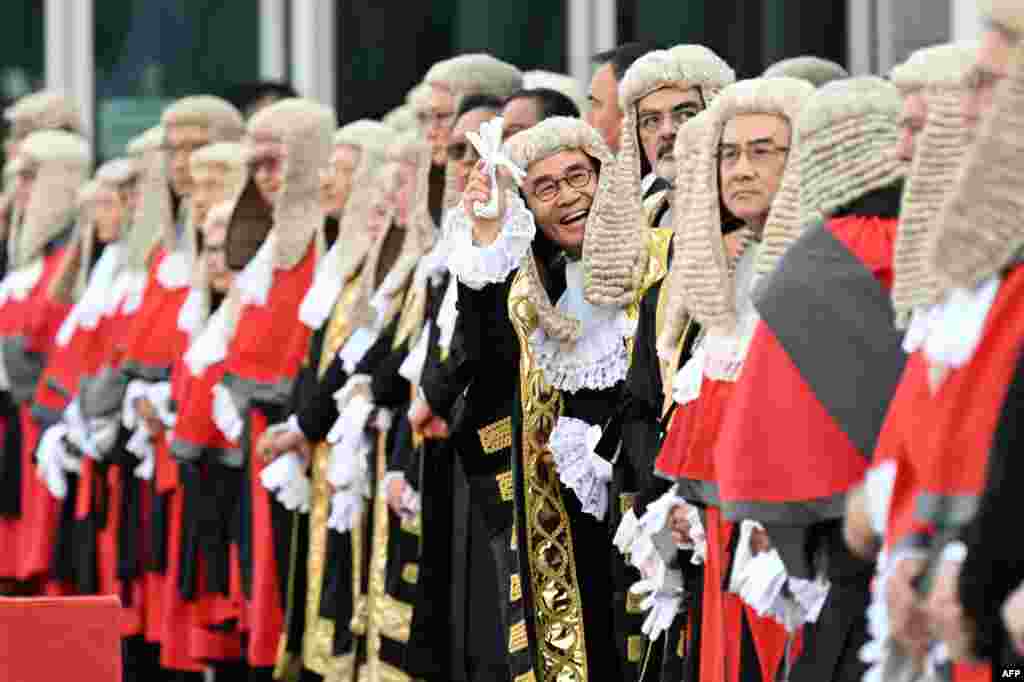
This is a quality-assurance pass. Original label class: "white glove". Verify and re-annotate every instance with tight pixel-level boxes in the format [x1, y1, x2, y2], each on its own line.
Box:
[90, 417, 119, 458]
[212, 384, 243, 442]
[37, 424, 71, 499]
[133, 451, 155, 481]
[327, 489, 365, 533]
[613, 508, 641, 555]
[144, 381, 176, 428]
[260, 452, 311, 513]
[629, 562, 684, 641]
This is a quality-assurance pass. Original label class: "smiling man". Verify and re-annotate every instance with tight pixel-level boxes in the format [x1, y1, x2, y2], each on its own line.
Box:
[447, 115, 671, 682]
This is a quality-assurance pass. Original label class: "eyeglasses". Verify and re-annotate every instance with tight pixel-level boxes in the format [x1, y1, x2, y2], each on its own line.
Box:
[531, 167, 594, 203]
[417, 110, 456, 129]
[446, 140, 479, 163]
[638, 105, 701, 135]
[964, 66, 1008, 94]
[717, 142, 790, 170]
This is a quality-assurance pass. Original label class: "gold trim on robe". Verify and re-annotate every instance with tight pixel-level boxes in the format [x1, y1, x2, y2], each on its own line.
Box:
[303, 275, 365, 676]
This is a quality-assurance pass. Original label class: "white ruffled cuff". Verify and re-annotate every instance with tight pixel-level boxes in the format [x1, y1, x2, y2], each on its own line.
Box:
[212, 383, 244, 442]
[326, 396, 374, 491]
[332, 375, 373, 419]
[446, 191, 536, 290]
[90, 417, 119, 459]
[685, 505, 707, 565]
[285, 414, 306, 440]
[547, 417, 612, 520]
[787, 575, 830, 625]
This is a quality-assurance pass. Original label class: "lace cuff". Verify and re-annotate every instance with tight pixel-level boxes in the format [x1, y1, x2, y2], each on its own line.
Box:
[398, 322, 432, 385]
[338, 327, 380, 375]
[547, 417, 613, 520]
[299, 244, 343, 329]
[447, 191, 536, 290]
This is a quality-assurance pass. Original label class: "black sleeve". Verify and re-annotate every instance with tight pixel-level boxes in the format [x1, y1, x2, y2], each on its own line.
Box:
[422, 278, 516, 418]
[619, 282, 670, 515]
[370, 341, 412, 411]
[295, 350, 349, 443]
[958, 348, 1024, 660]
[288, 325, 325, 415]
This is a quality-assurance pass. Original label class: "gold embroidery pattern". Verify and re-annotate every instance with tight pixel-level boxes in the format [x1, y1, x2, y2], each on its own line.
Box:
[401, 563, 419, 584]
[509, 272, 588, 682]
[627, 635, 645, 663]
[350, 595, 368, 637]
[400, 513, 421, 537]
[509, 621, 529, 653]
[497, 470, 514, 501]
[626, 589, 645, 615]
[510, 522, 517, 550]
[376, 594, 413, 644]
[326, 653, 355, 682]
[305, 280, 362, 674]
[365, 430, 391, 681]
[356, 661, 411, 682]
[619, 493, 637, 516]
[514, 672, 537, 682]
[510, 574, 522, 602]
[392, 282, 427, 351]
[478, 416, 513, 454]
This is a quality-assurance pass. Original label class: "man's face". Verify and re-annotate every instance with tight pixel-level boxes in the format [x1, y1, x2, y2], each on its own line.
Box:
[393, 160, 418, 225]
[586, 63, 622, 152]
[964, 28, 1014, 137]
[249, 139, 285, 205]
[202, 221, 233, 293]
[896, 91, 928, 162]
[320, 144, 361, 216]
[93, 187, 124, 243]
[719, 113, 792, 230]
[637, 86, 704, 180]
[13, 162, 35, 212]
[424, 84, 457, 165]
[501, 96, 542, 141]
[367, 194, 392, 242]
[448, 108, 499, 195]
[523, 149, 598, 257]
[165, 123, 210, 197]
[190, 164, 232, 226]
[117, 179, 139, 225]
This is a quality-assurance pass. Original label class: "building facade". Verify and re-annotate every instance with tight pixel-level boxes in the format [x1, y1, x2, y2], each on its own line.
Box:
[2, 0, 985, 162]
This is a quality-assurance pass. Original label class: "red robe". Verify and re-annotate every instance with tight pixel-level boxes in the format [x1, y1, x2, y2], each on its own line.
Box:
[0, 248, 71, 582]
[221, 244, 316, 667]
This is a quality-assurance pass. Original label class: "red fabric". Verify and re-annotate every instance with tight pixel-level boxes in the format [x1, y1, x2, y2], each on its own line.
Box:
[119, 248, 190, 373]
[715, 217, 897, 509]
[952, 661, 991, 682]
[0, 596, 122, 682]
[697, 509, 791, 682]
[871, 355, 937, 553]
[222, 245, 316, 666]
[161, 358, 243, 667]
[656, 379, 733, 483]
[913, 267, 1024, 528]
[16, 404, 59, 581]
[240, 409, 285, 667]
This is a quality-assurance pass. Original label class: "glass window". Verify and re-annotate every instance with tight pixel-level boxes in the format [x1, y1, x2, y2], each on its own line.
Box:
[0, 4, 45, 127]
[95, 0, 260, 161]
